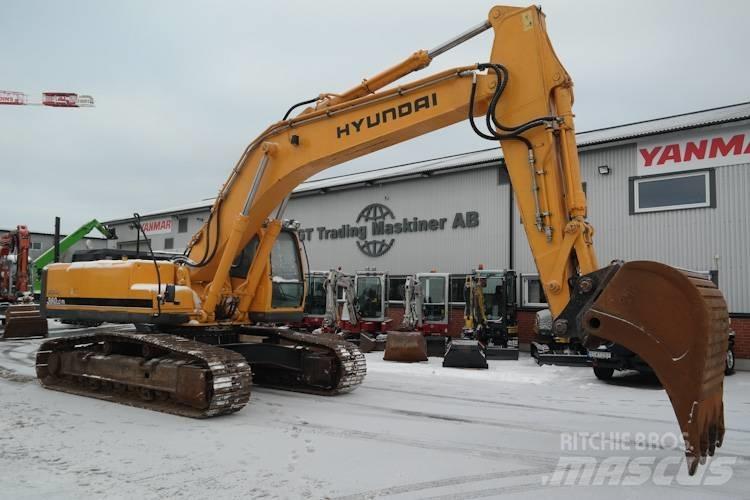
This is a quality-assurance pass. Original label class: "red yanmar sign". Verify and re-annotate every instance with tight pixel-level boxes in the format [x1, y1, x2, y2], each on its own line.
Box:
[637, 125, 750, 176]
[140, 218, 173, 235]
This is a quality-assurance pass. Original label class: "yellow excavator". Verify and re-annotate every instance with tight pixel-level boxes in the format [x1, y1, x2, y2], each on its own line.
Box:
[37, 5, 727, 474]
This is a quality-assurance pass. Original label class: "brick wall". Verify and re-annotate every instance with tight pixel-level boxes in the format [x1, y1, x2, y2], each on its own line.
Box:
[732, 316, 750, 359]
[517, 310, 537, 344]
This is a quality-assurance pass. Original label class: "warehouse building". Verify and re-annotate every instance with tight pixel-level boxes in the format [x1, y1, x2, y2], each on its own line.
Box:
[104, 102, 750, 363]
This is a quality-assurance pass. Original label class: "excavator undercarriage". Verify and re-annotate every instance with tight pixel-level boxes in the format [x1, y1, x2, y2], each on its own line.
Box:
[36, 326, 365, 418]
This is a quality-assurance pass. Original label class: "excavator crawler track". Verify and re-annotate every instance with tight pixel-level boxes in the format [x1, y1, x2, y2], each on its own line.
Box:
[35, 331, 252, 418]
[250, 329, 366, 395]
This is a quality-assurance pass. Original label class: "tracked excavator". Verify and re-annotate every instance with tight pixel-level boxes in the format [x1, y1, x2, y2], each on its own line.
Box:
[38, 5, 728, 473]
[1, 226, 48, 339]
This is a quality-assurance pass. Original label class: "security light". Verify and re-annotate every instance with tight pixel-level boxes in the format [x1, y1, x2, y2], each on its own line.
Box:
[598, 165, 611, 175]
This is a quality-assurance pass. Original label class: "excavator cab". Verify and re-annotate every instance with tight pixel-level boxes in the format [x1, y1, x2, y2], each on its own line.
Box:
[296, 271, 328, 331]
[354, 270, 388, 326]
[268, 231, 305, 310]
[417, 272, 450, 334]
[475, 269, 519, 358]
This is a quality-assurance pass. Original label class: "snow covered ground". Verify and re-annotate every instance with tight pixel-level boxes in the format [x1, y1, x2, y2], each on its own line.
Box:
[0, 324, 748, 499]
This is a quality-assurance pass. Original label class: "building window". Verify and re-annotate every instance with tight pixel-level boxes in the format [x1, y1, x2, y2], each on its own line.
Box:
[178, 218, 188, 233]
[630, 170, 715, 214]
[388, 276, 406, 303]
[449, 275, 466, 304]
[164, 238, 174, 250]
[32, 242, 42, 250]
[521, 274, 547, 307]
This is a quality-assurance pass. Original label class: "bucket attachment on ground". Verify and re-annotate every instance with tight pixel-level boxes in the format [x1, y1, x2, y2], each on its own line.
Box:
[532, 341, 590, 366]
[534, 352, 589, 366]
[359, 333, 386, 353]
[383, 332, 427, 362]
[425, 336, 447, 357]
[485, 345, 519, 360]
[1, 304, 48, 340]
[581, 261, 728, 474]
[442, 339, 488, 369]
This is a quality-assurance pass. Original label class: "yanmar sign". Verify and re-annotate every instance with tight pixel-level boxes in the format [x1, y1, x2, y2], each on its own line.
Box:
[140, 218, 173, 235]
[637, 125, 750, 176]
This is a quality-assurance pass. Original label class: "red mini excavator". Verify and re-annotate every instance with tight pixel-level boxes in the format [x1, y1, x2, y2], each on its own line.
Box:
[0, 226, 48, 339]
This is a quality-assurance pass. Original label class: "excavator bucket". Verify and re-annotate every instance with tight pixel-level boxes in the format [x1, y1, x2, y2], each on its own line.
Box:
[582, 261, 728, 474]
[442, 339, 488, 369]
[383, 332, 427, 362]
[1, 304, 48, 340]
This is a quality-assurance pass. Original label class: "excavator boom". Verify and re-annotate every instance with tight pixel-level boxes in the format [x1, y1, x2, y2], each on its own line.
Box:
[38, 5, 727, 473]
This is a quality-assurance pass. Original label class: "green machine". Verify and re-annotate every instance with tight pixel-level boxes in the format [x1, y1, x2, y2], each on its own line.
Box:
[33, 219, 116, 294]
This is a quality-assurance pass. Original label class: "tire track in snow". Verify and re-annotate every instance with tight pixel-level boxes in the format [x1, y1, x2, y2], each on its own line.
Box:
[361, 385, 750, 435]
[330, 468, 549, 500]
[270, 417, 562, 468]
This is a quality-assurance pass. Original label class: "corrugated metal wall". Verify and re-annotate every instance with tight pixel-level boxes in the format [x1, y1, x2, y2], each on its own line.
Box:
[286, 166, 511, 275]
[513, 143, 750, 313]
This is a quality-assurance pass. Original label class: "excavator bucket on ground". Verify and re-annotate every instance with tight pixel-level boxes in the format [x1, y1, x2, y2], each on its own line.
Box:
[1, 304, 48, 340]
[581, 261, 728, 474]
[383, 332, 427, 362]
[443, 340, 488, 369]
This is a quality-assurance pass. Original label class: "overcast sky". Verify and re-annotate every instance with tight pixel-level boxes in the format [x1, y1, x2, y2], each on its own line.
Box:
[2, 0, 747, 233]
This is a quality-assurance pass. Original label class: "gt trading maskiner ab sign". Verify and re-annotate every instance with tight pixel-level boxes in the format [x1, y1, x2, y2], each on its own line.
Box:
[297, 203, 479, 257]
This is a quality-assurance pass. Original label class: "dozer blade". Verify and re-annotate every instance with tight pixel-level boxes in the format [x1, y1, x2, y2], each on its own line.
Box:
[383, 331, 427, 362]
[1, 304, 48, 340]
[582, 261, 728, 474]
[485, 346, 519, 361]
[534, 352, 590, 367]
[443, 340, 488, 369]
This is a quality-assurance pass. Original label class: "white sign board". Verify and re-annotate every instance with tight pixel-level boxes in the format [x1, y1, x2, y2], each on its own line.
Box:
[637, 124, 750, 176]
[140, 218, 173, 235]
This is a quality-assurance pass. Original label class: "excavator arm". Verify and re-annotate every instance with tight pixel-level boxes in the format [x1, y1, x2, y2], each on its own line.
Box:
[42, 5, 727, 472]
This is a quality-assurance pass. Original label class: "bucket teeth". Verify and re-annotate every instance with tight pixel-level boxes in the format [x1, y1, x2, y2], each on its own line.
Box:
[582, 261, 728, 475]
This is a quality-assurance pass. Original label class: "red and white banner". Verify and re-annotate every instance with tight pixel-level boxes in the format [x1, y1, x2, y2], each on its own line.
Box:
[0, 90, 94, 107]
[637, 124, 750, 176]
[0, 90, 27, 105]
[140, 218, 173, 235]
